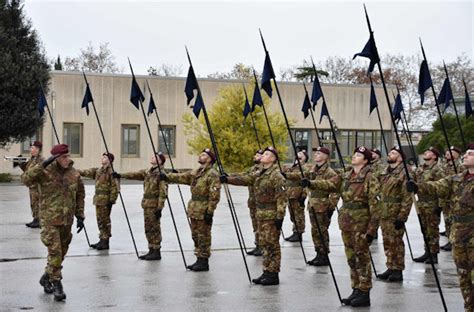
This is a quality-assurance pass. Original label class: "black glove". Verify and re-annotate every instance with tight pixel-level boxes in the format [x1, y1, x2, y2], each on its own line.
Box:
[406, 180, 418, 193]
[434, 207, 442, 217]
[366, 234, 374, 244]
[204, 212, 213, 225]
[106, 202, 113, 210]
[172, 169, 178, 173]
[155, 209, 162, 220]
[393, 219, 404, 230]
[112, 172, 121, 179]
[327, 209, 334, 219]
[220, 175, 228, 183]
[159, 173, 167, 181]
[280, 172, 287, 179]
[76, 218, 85, 233]
[42, 154, 60, 168]
[298, 197, 306, 207]
[301, 178, 310, 188]
[274, 218, 283, 230]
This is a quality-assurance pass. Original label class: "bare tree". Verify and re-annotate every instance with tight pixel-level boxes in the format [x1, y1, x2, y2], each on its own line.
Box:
[64, 42, 120, 73]
[207, 63, 253, 80]
[148, 63, 183, 77]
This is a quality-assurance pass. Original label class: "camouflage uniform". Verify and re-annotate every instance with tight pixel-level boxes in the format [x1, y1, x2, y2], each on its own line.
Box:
[21, 161, 85, 282]
[370, 158, 385, 179]
[20, 155, 44, 220]
[309, 165, 378, 292]
[121, 167, 167, 250]
[283, 164, 308, 234]
[227, 163, 287, 273]
[79, 165, 119, 240]
[414, 162, 445, 254]
[440, 159, 465, 239]
[378, 163, 413, 271]
[420, 170, 474, 311]
[166, 164, 221, 258]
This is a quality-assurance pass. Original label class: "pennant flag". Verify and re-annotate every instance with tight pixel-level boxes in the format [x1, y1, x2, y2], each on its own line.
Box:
[311, 75, 323, 108]
[184, 65, 198, 105]
[243, 96, 251, 119]
[261, 53, 275, 98]
[81, 84, 93, 116]
[369, 80, 378, 115]
[130, 75, 144, 109]
[301, 92, 311, 119]
[418, 60, 433, 105]
[251, 80, 264, 111]
[193, 93, 204, 118]
[465, 82, 472, 118]
[147, 94, 157, 117]
[38, 88, 47, 117]
[353, 33, 380, 73]
[319, 100, 329, 124]
[438, 78, 453, 113]
[393, 93, 403, 122]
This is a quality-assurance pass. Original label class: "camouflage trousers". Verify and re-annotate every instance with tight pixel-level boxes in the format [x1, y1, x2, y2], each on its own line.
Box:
[144, 207, 162, 249]
[40, 225, 73, 282]
[96, 205, 112, 240]
[419, 206, 441, 254]
[248, 203, 259, 245]
[308, 208, 332, 254]
[380, 219, 406, 270]
[288, 199, 305, 233]
[341, 231, 372, 292]
[29, 187, 40, 219]
[190, 218, 212, 258]
[452, 244, 474, 311]
[258, 219, 281, 273]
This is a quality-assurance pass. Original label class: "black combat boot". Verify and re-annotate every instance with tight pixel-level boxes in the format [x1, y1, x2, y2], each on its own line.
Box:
[192, 257, 209, 271]
[307, 253, 320, 266]
[342, 288, 359, 305]
[96, 239, 109, 250]
[187, 258, 199, 270]
[286, 232, 302, 242]
[424, 254, 438, 264]
[144, 249, 161, 261]
[441, 242, 452, 251]
[313, 253, 329, 266]
[413, 250, 429, 263]
[29, 218, 40, 228]
[139, 249, 153, 260]
[388, 270, 403, 282]
[377, 268, 393, 280]
[350, 290, 370, 307]
[52, 280, 66, 301]
[260, 272, 279, 286]
[253, 246, 263, 256]
[252, 271, 268, 284]
[39, 273, 53, 294]
[90, 241, 101, 249]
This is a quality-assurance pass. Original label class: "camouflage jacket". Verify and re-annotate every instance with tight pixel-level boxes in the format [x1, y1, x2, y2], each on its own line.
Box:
[378, 163, 413, 222]
[231, 164, 261, 209]
[166, 164, 221, 219]
[307, 162, 340, 213]
[442, 159, 465, 177]
[309, 165, 378, 234]
[21, 161, 85, 226]
[414, 161, 444, 209]
[283, 163, 309, 200]
[20, 155, 44, 189]
[79, 165, 119, 206]
[420, 171, 474, 246]
[227, 163, 287, 221]
[121, 167, 168, 210]
[370, 158, 385, 179]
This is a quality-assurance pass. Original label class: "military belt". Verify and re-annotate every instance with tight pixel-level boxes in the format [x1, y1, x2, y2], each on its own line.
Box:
[451, 215, 474, 223]
[95, 190, 109, 195]
[417, 195, 437, 202]
[342, 202, 368, 210]
[192, 195, 209, 201]
[310, 191, 327, 199]
[143, 194, 159, 200]
[257, 202, 276, 209]
[383, 196, 402, 203]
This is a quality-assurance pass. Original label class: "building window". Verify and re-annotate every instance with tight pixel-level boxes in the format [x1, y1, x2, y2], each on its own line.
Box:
[158, 126, 175, 157]
[295, 130, 310, 152]
[21, 130, 43, 154]
[63, 123, 83, 157]
[122, 125, 140, 157]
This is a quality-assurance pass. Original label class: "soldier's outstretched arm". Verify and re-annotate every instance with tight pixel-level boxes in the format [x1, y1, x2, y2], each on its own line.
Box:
[120, 169, 147, 181]
[308, 174, 342, 193]
[418, 176, 453, 199]
[21, 162, 45, 186]
[225, 173, 254, 186]
[75, 176, 86, 220]
[78, 168, 98, 179]
[166, 170, 193, 185]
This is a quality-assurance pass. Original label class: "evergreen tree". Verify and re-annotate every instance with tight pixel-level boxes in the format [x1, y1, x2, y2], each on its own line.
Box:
[54, 55, 63, 70]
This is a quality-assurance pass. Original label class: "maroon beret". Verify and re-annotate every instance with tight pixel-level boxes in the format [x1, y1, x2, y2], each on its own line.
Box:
[427, 146, 440, 158]
[264, 146, 279, 160]
[256, 149, 264, 155]
[50, 144, 69, 156]
[468, 142, 474, 150]
[313, 146, 330, 156]
[391, 145, 406, 160]
[103, 152, 115, 163]
[31, 141, 42, 149]
[448, 146, 462, 154]
[354, 146, 372, 162]
[371, 148, 381, 157]
[156, 152, 166, 164]
[202, 148, 216, 164]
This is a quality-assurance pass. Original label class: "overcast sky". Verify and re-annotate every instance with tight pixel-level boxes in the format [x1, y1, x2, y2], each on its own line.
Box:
[24, 0, 473, 76]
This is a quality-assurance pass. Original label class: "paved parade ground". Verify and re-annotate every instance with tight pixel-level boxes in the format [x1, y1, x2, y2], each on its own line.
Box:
[0, 180, 465, 311]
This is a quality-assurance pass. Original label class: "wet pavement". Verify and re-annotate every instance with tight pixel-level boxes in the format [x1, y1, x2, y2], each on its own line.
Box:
[0, 181, 465, 311]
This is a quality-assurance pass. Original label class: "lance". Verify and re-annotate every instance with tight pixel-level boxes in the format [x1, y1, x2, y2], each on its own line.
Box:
[442, 61, 467, 149]
[185, 48, 251, 283]
[362, 6, 447, 311]
[302, 82, 322, 145]
[242, 83, 262, 150]
[368, 74, 388, 153]
[420, 39, 457, 175]
[393, 88, 418, 167]
[145, 80, 192, 229]
[128, 60, 187, 269]
[40, 81, 90, 247]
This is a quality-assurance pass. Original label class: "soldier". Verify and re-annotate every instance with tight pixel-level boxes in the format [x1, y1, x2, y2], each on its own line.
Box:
[440, 146, 464, 251]
[377, 146, 413, 282]
[116, 153, 167, 261]
[17, 141, 44, 228]
[78, 152, 119, 250]
[369, 148, 385, 241]
[222, 147, 287, 285]
[161, 148, 221, 271]
[412, 146, 444, 264]
[21, 144, 85, 301]
[283, 149, 309, 243]
[302, 146, 378, 307]
[408, 142, 474, 312]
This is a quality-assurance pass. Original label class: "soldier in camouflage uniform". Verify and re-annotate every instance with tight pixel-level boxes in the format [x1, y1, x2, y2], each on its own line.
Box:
[413, 147, 445, 264]
[283, 150, 309, 243]
[377, 146, 413, 282]
[369, 148, 385, 241]
[118, 153, 168, 261]
[409, 142, 474, 312]
[440, 146, 465, 252]
[162, 149, 221, 271]
[17, 141, 44, 228]
[21, 144, 85, 301]
[222, 147, 287, 285]
[78, 152, 119, 250]
[302, 146, 378, 307]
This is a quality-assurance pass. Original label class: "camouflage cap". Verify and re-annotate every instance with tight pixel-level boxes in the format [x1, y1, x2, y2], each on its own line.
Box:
[202, 148, 216, 163]
[103, 152, 115, 163]
[391, 145, 406, 160]
[354, 146, 372, 162]
[31, 141, 42, 149]
[426, 146, 440, 158]
[264, 146, 279, 160]
[313, 146, 330, 156]
[256, 149, 264, 155]
[50, 144, 69, 156]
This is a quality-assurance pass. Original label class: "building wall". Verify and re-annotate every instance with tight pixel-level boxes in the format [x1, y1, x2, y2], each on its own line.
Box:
[1, 71, 394, 174]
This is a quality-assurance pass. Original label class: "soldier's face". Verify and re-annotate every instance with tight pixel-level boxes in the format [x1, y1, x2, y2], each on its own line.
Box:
[446, 150, 459, 161]
[313, 151, 328, 163]
[371, 152, 380, 161]
[30, 146, 40, 157]
[297, 151, 306, 163]
[101, 155, 110, 166]
[198, 153, 210, 165]
[253, 153, 262, 163]
[351, 152, 367, 166]
[150, 155, 163, 166]
[387, 150, 401, 163]
[260, 151, 276, 165]
[423, 150, 436, 161]
[56, 154, 71, 169]
[463, 150, 474, 168]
